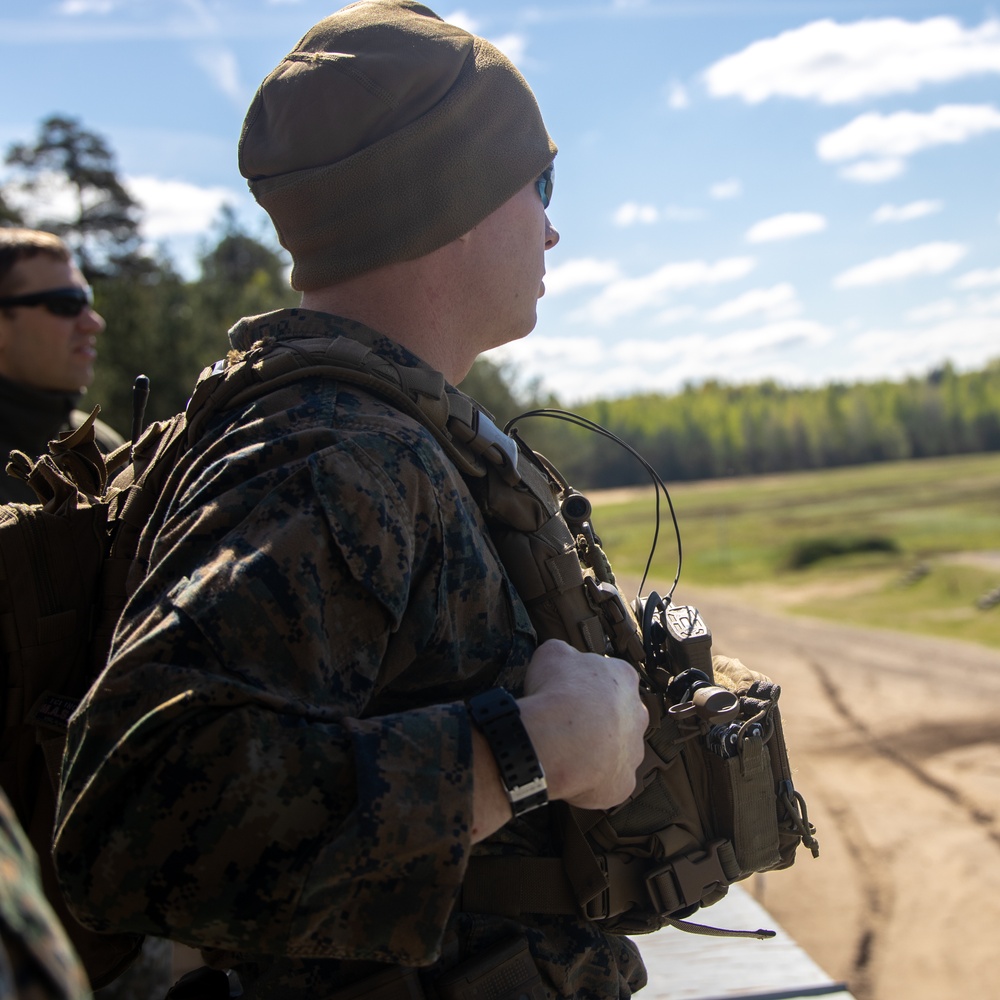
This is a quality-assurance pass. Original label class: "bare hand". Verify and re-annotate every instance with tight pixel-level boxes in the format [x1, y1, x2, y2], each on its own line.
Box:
[518, 639, 648, 812]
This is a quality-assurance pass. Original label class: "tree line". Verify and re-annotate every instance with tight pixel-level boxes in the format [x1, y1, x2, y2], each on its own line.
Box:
[4, 115, 999, 487]
[534, 364, 1000, 489]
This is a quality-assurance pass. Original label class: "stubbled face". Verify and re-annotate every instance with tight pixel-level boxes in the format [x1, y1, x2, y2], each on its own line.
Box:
[0, 255, 105, 392]
[463, 174, 560, 353]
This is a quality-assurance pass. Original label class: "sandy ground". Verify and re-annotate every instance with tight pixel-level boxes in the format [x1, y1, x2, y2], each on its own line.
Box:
[668, 584, 1000, 1000]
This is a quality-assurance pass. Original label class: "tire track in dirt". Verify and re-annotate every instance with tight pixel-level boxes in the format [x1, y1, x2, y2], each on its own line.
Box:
[805, 653, 1000, 848]
[798, 646, 1000, 998]
[795, 658, 893, 1000]
[815, 793, 886, 1000]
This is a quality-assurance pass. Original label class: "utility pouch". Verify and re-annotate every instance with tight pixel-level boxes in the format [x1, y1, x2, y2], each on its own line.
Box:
[435, 937, 546, 1000]
[708, 656, 816, 875]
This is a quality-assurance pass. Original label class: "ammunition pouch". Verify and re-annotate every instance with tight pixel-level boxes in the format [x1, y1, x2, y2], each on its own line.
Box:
[550, 653, 817, 935]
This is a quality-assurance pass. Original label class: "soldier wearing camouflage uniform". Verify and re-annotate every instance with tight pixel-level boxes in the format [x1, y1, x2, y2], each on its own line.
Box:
[53, 2, 649, 998]
[0, 788, 88, 1000]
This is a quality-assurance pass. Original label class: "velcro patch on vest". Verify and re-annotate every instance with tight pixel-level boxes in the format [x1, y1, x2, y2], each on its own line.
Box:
[26, 691, 78, 733]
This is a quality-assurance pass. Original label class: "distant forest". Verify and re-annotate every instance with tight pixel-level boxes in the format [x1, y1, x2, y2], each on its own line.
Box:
[5, 114, 999, 491]
[485, 361, 1000, 489]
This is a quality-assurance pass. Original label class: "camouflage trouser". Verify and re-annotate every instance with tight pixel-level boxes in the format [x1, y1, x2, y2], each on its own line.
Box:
[95, 938, 174, 1000]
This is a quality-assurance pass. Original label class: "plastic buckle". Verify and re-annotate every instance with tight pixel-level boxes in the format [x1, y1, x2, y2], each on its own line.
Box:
[648, 842, 729, 912]
[582, 853, 654, 922]
[582, 854, 611, 920]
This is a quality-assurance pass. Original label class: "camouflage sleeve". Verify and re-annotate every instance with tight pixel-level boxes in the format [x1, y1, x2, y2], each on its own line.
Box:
[55, 427, 489, 968]
[0, 791, 89, 1000]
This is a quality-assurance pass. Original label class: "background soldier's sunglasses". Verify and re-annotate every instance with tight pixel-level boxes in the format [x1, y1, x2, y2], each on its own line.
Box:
[0, 286, 94, 318]
[536, 164, 554, 210]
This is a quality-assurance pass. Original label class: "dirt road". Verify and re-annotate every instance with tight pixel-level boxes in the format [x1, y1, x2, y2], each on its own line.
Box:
[671, 585, 1000, 1000]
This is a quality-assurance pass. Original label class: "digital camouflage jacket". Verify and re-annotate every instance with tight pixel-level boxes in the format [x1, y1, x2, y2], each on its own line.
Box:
[0, 789, 89, 1000]
[54, 310, 646, 999]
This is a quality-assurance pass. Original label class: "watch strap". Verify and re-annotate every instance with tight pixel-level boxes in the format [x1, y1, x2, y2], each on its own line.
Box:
[467, 688, 548, 817]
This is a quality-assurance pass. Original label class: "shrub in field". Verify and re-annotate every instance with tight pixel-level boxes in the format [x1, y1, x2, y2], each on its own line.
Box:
[786, 535, 899, 570]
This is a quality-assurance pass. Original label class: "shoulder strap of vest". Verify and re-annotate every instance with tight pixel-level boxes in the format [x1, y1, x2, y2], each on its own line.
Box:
[184, 336, 521, 485]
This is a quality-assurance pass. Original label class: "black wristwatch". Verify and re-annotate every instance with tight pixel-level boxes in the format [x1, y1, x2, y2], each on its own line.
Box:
[467, 688, 548, 817]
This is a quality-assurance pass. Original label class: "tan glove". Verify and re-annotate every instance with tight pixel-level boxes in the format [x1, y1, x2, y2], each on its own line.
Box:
[711, 654, 774, 693]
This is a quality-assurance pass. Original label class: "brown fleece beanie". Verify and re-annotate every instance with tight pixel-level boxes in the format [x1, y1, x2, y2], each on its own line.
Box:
[239, 0, 558, 291]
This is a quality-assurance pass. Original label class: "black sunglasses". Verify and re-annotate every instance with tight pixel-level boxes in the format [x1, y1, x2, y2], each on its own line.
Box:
[536, 164, 554, 210]
[0, 285, 94, 318]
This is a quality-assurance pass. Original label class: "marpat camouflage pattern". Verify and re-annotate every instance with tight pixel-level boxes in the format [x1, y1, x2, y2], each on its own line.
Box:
[0, 789, 88, 1000]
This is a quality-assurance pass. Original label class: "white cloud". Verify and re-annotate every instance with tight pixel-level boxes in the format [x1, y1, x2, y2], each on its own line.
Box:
[441, 10, 478, 32]
[621, 319, 832, 378]
[818, 104, 1000, 163]
[908, 293, 1000, 319]
[872, 200, 943, 223]
[544, 257, 623, 296]
[441, 9, 526, 63]
[2, 171, 79, 224]
[488, 336, 613, 402]
[574, 257, 756, 324]
[710, 319, 833, 356]
[839, 158, 906, 183]
[1, 169, 240, 262]
[972, 292, 1000, 314]
[125, 175, 240, 239]
[709, 179, 742, 200]
[707, 283, 800, 323]
[489, 33, 528, 65]
[906, 299, 958, 322]
[704, 17, 1000, 105]
[662, 205, 706, 222]
[613, 202, 659, 226]
[653, 305, 697, 326]
[492, 318, 833, 402]
[192, 45, 245, 104]
[954, 267, 1000, 289]
[833, 242, 967, 289]
[58, 0, 116, 12]
[745, 212, 827, 243]
[666, 81, 690, 110]
[843, 316, 1000, 382]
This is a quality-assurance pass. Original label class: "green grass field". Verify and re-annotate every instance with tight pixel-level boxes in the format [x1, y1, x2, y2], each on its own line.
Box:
[586, 452, 1000, 651]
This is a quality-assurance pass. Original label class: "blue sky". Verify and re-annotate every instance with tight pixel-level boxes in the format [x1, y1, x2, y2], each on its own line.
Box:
[1, 0, 998, 402]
